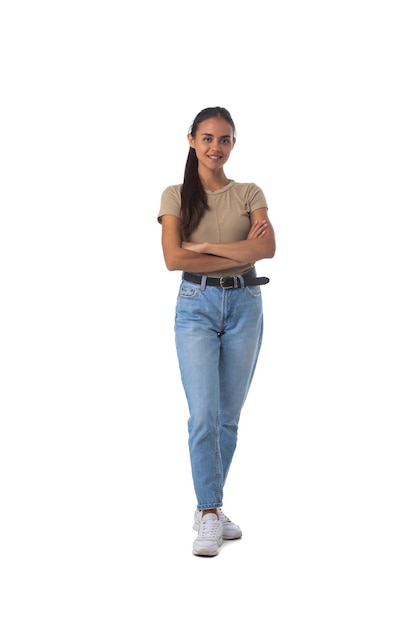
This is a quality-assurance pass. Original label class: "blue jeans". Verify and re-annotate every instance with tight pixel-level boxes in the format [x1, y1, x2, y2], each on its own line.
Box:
[175, 277, 264, 510]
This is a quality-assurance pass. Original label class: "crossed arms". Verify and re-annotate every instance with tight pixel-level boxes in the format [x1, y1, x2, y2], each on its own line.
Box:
[160, 207, 276, 273]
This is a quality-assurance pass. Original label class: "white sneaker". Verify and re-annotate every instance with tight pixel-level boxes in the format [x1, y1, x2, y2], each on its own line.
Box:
[193, 508, 242, 540]
[192, 513, 223, 557]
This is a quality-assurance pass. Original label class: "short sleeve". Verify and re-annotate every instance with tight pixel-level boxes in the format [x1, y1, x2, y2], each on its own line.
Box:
[245, 184, 268, 213]
[157, 185, 182, 223]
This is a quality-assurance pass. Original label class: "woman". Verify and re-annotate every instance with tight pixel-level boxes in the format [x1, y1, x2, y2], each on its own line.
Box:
[158, 107, 275, 557]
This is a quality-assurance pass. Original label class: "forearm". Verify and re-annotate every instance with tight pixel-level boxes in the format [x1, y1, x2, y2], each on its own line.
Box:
[164, 247, 244, 273]
[199, 237, 276, 264]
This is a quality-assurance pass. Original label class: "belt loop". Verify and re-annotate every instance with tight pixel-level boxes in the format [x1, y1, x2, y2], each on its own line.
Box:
[200, 275, 207, 290]
[237, 273, 244, 288]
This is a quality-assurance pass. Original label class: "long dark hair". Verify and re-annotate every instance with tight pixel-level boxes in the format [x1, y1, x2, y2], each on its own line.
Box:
[180, 107, 236, 240]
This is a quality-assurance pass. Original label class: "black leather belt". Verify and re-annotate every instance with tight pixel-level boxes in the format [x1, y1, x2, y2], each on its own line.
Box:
[182, 270, 269, 289]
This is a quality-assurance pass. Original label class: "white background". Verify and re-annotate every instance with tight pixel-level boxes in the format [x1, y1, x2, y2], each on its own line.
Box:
[1, 1, 416, 624]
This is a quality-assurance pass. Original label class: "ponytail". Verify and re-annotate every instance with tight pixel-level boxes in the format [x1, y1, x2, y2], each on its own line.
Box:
[180, 107, 236, 240]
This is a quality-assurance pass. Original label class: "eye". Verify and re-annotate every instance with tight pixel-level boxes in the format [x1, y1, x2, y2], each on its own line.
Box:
[221, 138, 231, 144]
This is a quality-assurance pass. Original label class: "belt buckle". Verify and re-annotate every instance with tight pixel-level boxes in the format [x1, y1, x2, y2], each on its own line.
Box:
[220, 276, 238, 289]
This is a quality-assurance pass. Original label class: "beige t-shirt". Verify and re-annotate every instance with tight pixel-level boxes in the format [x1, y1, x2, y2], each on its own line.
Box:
[158, 180, 268, 277]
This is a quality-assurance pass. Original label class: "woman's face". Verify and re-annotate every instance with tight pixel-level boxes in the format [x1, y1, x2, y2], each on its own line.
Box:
[188, 117, 235, 173]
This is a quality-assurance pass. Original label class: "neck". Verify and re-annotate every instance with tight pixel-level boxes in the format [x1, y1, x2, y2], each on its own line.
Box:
[199, 170, 230, 192]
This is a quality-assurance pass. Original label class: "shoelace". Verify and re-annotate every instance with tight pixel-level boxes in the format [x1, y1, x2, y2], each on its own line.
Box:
[218, 509, 232, 524]
[199, 517, 220, 538]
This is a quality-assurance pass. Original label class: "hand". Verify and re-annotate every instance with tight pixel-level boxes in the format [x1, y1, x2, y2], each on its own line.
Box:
[246, 220, 268, 240]
[182, 241, 206, 253]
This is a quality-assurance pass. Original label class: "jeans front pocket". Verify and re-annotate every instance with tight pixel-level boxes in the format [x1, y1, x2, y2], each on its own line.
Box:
[178, 282, 199, 299]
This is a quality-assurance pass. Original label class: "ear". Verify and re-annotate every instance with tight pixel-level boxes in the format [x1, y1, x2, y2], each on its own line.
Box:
[187, 133, 195, 148]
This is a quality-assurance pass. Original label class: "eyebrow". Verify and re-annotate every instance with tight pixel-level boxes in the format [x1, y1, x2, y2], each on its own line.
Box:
[201, 133, 232, 139]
